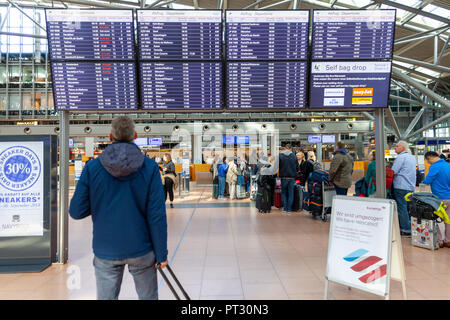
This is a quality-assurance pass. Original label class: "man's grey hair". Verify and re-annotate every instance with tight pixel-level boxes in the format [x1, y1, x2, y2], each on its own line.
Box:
[397, 140, 410, 153]
[111, 116, 135, 142]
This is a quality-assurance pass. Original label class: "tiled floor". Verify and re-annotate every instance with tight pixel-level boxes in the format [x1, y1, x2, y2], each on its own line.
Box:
[2, 185, 450, 300]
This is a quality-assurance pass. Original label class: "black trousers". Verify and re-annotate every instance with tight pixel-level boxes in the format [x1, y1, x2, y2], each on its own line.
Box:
[164, 178, 174, 202]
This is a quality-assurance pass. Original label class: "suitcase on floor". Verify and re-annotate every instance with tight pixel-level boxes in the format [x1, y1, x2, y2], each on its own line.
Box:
[250, 175, 258, 201]
[256, 185, 271, 213]
[274, 189, 282, 208]
[236, 184, 247, 199]
[157, 264, 191, 300]
[411, 217, 439, 250]
[292, 184, 304, 212]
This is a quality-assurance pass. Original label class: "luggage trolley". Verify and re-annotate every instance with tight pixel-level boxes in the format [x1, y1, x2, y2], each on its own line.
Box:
[321, 184, 336, 222]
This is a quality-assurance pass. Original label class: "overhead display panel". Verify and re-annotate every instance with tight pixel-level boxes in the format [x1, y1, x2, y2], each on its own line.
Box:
[140, 62, 222, 110]
[227, 61, 307, 109]
[309, 61, 391, 108]
[312, 10, 395, 60]
[226, 10, 309, 60]
[137, 10, 222, 60]
[46, 9, 135, 60]
[51, 62, 137, 110]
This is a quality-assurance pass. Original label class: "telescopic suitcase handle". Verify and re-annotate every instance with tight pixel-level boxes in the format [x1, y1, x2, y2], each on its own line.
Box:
[157, 264, 191, 300]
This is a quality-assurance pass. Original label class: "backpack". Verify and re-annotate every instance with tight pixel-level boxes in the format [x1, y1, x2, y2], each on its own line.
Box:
[309, 169, 330, 184]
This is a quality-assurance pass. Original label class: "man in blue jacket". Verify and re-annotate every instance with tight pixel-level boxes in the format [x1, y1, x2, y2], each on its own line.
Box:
[279, 144, 300, 213]
[69, 116, 168, 300]
[423, 151, 450, 248]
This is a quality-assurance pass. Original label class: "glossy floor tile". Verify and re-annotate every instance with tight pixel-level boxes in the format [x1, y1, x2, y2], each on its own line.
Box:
[1, 185, 450, 300]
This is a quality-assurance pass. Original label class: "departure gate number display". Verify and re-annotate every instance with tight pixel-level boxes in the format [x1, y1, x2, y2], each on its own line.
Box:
[46, 10, 135, 60]
[137, 10, 222, 60]
[226, 11, 309, 60]
[312, 10, 395, 60]
[52, 62, 137, 110]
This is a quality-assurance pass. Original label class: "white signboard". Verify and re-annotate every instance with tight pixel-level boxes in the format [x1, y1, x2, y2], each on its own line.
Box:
[325, 197, 395, 297]
[74, 160, 83, 180]
[0, 141, 44, 237]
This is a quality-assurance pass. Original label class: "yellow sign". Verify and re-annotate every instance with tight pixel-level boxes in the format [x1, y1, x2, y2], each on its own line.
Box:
[385, 150, 391, 155]
[16, 121, 38, 126]
[352, 97, 373, 105]
[311, 118, 332, 122]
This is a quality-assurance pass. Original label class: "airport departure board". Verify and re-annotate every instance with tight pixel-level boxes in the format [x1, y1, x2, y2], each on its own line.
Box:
[137, 10, 222, 60]
[46, 9, 135, 60]
[309, 61, 391, 108]
[51, 62, 138, 110]
[312, 10, 395, 60]
[140, 62, 222, 110]
[226, 10, 309, 60]
[227, 62, 307, 109]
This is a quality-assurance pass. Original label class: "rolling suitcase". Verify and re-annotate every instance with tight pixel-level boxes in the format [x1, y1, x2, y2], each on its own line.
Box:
[256, 185, 271, 213]
[274, 189, 282, 208]
[157, 264, 191, 300]
[236, 184, 247, 199]
[292, 184, 304, 212]
[411, 217, 439, 250]
[212, 176, 219, 199]
[250, 175, 258, 201]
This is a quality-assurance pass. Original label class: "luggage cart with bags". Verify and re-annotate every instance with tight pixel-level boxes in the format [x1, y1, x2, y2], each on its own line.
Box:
[321, 183, 336, 222]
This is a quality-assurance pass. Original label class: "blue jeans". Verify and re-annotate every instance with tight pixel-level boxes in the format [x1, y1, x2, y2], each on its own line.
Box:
[281, 178, 296, 212]
[334, 185, 348, 196]
[218, 176, 226, 197]
[393, 188, 413, 233]
[93, 251, 158, 300]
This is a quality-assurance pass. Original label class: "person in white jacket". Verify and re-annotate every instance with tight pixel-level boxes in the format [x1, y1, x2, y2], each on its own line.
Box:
[226, 156, 239, 200]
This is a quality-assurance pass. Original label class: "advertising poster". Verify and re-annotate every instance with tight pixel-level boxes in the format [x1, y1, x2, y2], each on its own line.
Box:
[0, 141, 44, 237]
[326, 197, 392, 296]
[310, 61, 391, 108]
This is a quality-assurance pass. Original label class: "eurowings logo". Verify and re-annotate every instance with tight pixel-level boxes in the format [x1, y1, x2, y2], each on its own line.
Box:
[343, 249, 387, 284]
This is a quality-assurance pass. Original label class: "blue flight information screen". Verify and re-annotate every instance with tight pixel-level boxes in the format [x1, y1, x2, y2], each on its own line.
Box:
[46, 9, 135, 60]
[137, 10, 222, 60]
[227, 61, 307, 109]
[309, 61, 391, 108]
[140, 62, 222, 110]
[226, 10, 309, 60]
[51, 62, 138, 110]
[312, 10, 395, 60]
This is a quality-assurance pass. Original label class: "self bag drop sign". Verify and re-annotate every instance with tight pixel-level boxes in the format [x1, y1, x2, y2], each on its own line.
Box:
[310, 61, 391, 108]
[0, 142, 44, 237]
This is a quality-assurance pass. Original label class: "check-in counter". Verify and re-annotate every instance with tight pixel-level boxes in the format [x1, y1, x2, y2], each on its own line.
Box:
[194, 164, 213, 184]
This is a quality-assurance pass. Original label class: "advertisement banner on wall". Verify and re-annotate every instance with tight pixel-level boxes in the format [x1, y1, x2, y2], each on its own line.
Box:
[325, 196, 394, 297]
[0, 141, 44, 237]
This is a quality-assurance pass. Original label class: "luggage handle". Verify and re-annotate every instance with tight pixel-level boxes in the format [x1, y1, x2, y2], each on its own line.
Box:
[157, 264, 191, 300]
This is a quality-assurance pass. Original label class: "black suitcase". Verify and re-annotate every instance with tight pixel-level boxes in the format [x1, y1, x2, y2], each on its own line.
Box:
[157, 264, 191, 300]
[256, 185, 271, 213]
[292, 184, 304, 212]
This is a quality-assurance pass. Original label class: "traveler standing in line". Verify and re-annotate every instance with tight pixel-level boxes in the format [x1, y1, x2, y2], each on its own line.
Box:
[307, 150, 322, 170]
[227, 156, 239, 200]
[364, 151, 377, 197]
[69, 116, 168, 300]
[329, 141, 354, 196]
[391, 141, 417, 237]
[279, 144, 300, 213]
[423, 151, 450, 248]
[218, 157, 229, 200]
[162, 153, 177, 209]
[296, 150, 314, 186]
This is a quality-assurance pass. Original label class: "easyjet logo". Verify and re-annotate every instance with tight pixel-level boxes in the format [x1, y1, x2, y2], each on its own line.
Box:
[352, 88, 373, 96]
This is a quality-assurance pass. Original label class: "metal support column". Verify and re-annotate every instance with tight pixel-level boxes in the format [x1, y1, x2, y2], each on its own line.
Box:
[374, 108, 386, 198]
[58, 110, 69, 264]
[317, 142, 323, 163]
